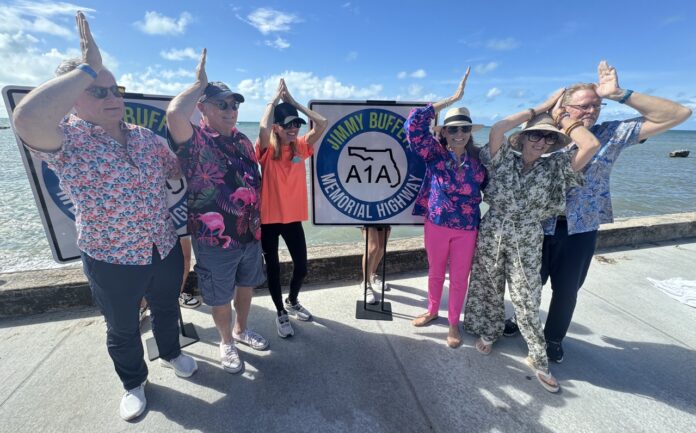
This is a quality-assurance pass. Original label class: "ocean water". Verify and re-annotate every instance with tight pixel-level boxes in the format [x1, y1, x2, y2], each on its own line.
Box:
[1, 119, 695, 272]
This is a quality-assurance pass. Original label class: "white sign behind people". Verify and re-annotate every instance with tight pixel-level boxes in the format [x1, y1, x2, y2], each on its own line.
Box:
[310, 101, 427, 225]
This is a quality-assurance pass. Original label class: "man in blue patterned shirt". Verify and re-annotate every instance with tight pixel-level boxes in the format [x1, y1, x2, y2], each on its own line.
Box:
[505, 61, 691, 363]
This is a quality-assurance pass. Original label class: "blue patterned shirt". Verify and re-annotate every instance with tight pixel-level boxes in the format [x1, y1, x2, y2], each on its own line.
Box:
[543, 117, 644, 235]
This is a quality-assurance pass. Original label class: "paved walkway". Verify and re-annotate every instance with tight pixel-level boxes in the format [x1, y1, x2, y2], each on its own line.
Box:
[1, 240, 695, 433]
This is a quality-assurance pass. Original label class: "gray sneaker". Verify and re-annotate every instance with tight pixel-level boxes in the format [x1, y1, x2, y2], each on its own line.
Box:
[372, 274, 391, 291]
[362, 281, 379, 305]
[219, 342, 242, 373]
[232, 329, 269, 351]
[160, 353, 198, 377]
[119, 381, 146, 421]
[276, 312, 294, 338]
[284, 298, 312, 321]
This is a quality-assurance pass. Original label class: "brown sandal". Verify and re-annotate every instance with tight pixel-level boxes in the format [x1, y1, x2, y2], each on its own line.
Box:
[412, 312, 438, 327]
[475, 336, 493, 355]
[525, 357, 560, 393]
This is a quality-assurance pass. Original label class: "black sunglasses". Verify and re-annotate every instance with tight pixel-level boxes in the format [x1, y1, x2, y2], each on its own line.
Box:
[445, 125, 472, 134]
[280, 119, 303, 129]
[207, 100, 240, 111]
[85, 85, 125, 99]
[525, 131, 558, 145]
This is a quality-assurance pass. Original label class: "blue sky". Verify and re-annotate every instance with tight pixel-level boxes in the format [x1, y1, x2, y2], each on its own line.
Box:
[2, 0, 695, 129]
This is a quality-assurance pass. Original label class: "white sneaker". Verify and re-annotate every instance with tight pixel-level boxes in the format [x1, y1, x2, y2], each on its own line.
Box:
[160, 353, 198, 378]
[219, 342, 243, 373]
[119, 381, 146, 421]
[372, 274, 391, 291]
[178, 292, 201, 309]
[233, 329, 269, 350]
[284, 298, 312, 321]
[276, 312, 294, 338]
[361, 281, 379, 305]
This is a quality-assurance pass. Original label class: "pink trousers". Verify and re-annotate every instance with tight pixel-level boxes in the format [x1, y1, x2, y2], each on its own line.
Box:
[424, 221, 478, 326]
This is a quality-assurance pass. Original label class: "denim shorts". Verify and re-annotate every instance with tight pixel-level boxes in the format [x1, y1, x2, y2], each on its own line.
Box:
[191, 239, 266, 306]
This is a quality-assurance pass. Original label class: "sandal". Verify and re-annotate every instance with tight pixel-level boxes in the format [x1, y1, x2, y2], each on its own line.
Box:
[475, 336, 494, 355]
[412, 312, 438, 327]
[525, 357, 560, 393]
[447, 325, 462, 348]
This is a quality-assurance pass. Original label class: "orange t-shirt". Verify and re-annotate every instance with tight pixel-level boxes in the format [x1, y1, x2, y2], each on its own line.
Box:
[256, 135, 313, 224]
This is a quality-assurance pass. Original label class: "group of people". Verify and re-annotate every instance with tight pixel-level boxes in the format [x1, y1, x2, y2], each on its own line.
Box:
[405, 66, 690, 392]
[11, 11, 690, 421]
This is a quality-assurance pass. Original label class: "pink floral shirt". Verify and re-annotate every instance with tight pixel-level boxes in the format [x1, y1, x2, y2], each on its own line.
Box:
[31, 114, 180, 265]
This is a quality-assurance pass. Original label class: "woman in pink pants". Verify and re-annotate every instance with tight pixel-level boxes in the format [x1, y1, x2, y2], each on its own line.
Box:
[404, 68, 487, 347]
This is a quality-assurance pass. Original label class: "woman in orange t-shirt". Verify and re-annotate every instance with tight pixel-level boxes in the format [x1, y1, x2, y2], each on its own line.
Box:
[256, 79, 328, 338]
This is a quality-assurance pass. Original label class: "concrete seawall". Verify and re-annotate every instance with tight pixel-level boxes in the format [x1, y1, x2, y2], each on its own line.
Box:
[1, 212, 695, 318]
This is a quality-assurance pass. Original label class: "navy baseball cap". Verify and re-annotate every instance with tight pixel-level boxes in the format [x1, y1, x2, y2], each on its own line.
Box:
[199, 81, 245, 103]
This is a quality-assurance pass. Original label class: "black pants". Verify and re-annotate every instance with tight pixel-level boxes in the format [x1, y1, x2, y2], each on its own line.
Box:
[82, 243, 183, 390]
[261, 222, 308, 314]
[541, 220, 598, 343]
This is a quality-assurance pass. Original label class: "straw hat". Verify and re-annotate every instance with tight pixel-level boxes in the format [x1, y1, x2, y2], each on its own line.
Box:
[434, 107, 484, 133]
[508, 113, 571, 153]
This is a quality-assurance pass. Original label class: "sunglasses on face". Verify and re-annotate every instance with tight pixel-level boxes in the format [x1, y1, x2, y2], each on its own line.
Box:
[280, 120, 303, 129]
[85, 85, 125, 99]
[445, 125, 472, 134]
[525, 131, 558, 145]
[565, 103, 606, 112]
[207, 100, 240, 111]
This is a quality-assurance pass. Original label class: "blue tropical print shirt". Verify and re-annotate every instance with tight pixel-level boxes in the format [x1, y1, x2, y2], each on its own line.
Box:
[543, 117, 644, 235]
[405, 104, 487, 231]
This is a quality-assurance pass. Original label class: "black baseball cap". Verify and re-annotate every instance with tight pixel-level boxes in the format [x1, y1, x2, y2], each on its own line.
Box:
[199, 81, 245, 103]
[273, 102, 307, 125]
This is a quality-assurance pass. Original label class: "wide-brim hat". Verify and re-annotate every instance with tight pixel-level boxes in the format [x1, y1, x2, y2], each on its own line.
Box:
[508, 113, 571, 153]
[434, 107, 484, 133]
[199, 81, 245, 103]
[274, 102, 307, 126]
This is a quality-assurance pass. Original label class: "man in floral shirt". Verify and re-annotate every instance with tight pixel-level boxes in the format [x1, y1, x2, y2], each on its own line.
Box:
[11, 12, 197, 421]
[167, 49, 268, 375]
[504, 61, 692, 364]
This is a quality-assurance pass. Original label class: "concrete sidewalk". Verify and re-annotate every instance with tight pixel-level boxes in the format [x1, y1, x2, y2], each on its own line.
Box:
[1, 240, 695, 433]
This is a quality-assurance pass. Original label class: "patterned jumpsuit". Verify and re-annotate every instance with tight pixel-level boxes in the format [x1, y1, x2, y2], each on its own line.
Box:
[463, 139, 582, 370]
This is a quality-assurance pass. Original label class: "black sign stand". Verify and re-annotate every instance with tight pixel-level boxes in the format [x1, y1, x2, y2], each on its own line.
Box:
[356, 225, 393, 321]
[146, 305, 199, 361]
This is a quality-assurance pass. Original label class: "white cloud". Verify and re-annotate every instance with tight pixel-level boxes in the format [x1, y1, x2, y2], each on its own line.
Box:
[411, 69, 426, 79]
[160, 47, 199, 61]
[486, 38, 519, 50]
[0, 2, 94, 39]
[475, 62, 499, 75]
[486, 87, 502, 100]
[397, 69, 426, 79]
[408, 84, 423, 97]
[245, 8, 300, 34]
[118, 66, 194, 96]
[265, 37, 290, 50]
[134, 11, 192, 35]
[236, 71, 383, 101]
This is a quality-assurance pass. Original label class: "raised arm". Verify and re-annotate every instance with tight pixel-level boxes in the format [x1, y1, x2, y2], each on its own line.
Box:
[595, 60, 691, 141]
[258, 79, 285, 151]
[166, 48, 207, 146]
[12, 11, 103, 151]
[281, 83, 328, 146]
[488, 88, 565, 159]
[551, 97, 600, 172]
[432, 67, 470, 114]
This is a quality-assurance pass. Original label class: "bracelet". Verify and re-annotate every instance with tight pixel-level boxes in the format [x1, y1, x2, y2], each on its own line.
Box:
[618, 89, 634, 104]
[76, 63, 97, 79]
[564, 120, 583, 136]
[555, 112, 570, 128]
[528, 108, 536, 121]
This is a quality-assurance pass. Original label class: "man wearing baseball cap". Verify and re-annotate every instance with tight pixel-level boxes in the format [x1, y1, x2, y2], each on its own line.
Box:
[167, 49, 268, 374]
